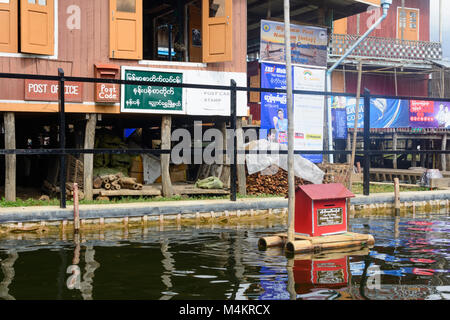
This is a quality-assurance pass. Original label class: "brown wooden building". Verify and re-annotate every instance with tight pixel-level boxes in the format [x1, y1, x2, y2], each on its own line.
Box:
[0, 0, 383, 202]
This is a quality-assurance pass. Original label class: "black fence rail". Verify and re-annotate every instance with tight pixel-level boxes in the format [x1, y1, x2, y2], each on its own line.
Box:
[2, 70, 450, 208]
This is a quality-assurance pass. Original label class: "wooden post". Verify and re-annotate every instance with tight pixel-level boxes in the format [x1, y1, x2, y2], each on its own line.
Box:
[236, 117, 246, 196]
[349, 61, 363, 190]
[394, 178, 400, 216]
[346, 130, 351, 164]
[161, 115, 173, 197]
[393, 131, 398, 170]
[411, 140, 417, 167]
[73, 183, 80, 232]
[442, 133, 447, 171]
[284, 0, 295, 243]
[4, 112, 16, 202]
[83, 114, 97, 201]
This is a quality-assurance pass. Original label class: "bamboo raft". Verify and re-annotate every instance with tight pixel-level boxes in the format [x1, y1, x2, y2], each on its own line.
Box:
[259, 232, 375, 254]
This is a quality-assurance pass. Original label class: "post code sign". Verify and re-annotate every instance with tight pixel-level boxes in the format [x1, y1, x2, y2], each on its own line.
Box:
[25, 80, 83, 102]
[95, 83, 120, 103]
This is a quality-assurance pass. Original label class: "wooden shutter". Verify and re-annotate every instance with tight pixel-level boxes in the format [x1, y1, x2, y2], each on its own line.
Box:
[110, 0, 142, 60]
[202, 0, 232, 63]
[397, 8, 419, 41]
[0, 0, 18, 53]
[20, 0, 54, 55]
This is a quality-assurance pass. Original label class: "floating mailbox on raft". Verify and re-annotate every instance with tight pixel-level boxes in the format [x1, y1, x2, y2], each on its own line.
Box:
[295, 183, 355, 237]
[258, 183, 375, 254]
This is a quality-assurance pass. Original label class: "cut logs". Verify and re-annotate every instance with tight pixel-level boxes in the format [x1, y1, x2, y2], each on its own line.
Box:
[94, 174, 143, 191]
[247, 167, 311, 196]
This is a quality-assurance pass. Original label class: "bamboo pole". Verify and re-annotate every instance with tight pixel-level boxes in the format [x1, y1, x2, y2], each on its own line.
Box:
[284, 0, 295, 243]
[348, 61, 363, 190]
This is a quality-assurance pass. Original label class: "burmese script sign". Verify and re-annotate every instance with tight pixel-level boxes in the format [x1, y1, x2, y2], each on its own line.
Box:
[317, 207, 343, 227]
[25, 80, 83, 102]
[122, 69, 183, 114]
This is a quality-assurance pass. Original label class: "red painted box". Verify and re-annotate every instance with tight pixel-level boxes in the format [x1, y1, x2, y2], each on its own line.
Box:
[295, 183, 355, 237]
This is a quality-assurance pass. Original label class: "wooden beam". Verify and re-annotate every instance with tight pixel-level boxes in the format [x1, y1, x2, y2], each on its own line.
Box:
[161, 115, 173, 197]
[83, 114, 97, 201]
[4, 112, 16, 202]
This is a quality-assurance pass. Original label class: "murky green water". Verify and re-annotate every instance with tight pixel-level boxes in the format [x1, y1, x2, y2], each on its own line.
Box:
[0, 215, 449, 300]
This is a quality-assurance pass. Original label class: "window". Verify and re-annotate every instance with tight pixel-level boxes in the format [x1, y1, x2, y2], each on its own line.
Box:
[109, 0, 233, 63]
[397, 7, 419, 41]
[0, 0, 54, 55]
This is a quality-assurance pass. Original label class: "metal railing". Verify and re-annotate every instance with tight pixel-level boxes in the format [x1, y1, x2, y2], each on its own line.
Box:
[2, 70, 450, 208]
[329, 33, 442, 61]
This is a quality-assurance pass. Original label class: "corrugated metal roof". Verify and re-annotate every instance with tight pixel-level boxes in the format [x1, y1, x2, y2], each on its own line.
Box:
[431, 59, 450, 69]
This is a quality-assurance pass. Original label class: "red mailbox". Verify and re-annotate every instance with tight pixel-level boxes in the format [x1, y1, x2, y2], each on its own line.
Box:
[295, 183, 355, 237]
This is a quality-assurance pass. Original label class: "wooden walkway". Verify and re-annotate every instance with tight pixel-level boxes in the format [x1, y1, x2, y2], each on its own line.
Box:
[370, 168, 450, 184]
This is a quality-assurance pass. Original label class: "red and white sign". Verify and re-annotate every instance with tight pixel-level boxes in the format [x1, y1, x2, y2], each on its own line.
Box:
[95, 83, 120, 103]
[25, 80, 83, 102]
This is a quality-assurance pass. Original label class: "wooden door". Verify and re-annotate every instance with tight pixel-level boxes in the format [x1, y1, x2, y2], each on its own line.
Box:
[202, 0, 232, 63]
[110, 0, 142, 60]
[397, 8, 419, 41]
[21, 0, 54, 55]
[0, 0, 18, 53]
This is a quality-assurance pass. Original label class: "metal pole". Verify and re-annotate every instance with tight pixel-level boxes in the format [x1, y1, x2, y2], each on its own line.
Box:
[168, 24, 173, 62]
[230, 79, 237, 202]
[284, 0, 295, 243]
[363, 88, 371, 196]
[58, 68, 66, 209]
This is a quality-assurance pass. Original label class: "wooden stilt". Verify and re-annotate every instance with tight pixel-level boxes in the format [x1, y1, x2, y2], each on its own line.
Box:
[393, 131, 398, 170]
[161, 115, 173, 197]
[83, 113, 97, 201]
[4, 112, 16, 202]
[236, 117, 246, 195]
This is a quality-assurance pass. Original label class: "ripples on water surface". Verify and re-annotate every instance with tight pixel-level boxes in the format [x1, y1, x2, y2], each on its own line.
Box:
[0, 214, 449, 300]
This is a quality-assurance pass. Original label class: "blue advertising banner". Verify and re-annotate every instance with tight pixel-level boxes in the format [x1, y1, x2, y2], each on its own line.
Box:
[331, 96, 347, 139]
[260, 63, 288, 143]
[344, 98, 410, 129]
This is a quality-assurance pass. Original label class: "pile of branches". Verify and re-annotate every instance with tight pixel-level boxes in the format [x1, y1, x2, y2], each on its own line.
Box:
[93, 173, 143, 191]
[246, 167, 311, 196]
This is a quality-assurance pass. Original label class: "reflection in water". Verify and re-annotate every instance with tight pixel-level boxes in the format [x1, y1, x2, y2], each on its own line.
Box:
[65, 233, 100, 300]
[160, 237, 175, 300]
[0, 215, 448, 300]
[0, 250, 17, 300]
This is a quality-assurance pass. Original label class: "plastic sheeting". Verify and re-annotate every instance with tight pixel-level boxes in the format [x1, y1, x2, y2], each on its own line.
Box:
[245, 139, 325, 185]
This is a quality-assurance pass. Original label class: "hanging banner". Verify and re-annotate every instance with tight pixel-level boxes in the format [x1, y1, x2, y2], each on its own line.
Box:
[332, 96, 348, 139]
[409, 100, 446, 128]
[260, 63, 325, 164]
[260, 63, 288, 144]
[260, 20, 328, 68]
[293, 66, 325, 163]
[345, 98, 410, 129]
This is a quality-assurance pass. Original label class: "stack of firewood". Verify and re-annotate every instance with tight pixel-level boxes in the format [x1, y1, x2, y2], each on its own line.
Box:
[246, 167, 311, 196]
[42, 180, 85, 200]
[93, 173, 143, 191]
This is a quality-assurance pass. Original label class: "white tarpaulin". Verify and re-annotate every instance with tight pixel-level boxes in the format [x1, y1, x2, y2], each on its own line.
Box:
[245, 139, 325, 185]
